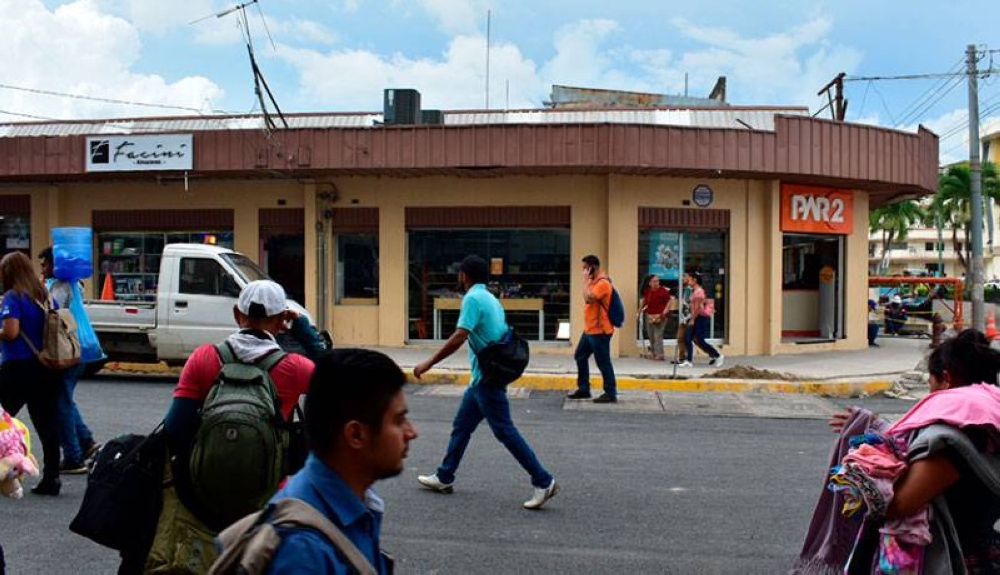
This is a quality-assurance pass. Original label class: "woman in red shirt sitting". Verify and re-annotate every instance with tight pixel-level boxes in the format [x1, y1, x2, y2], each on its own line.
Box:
[639, 274, 672, 360]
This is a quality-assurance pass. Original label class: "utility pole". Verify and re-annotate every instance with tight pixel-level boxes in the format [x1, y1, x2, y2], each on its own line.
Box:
[967, 44, 985, 331]
[817, 73, 848, 121]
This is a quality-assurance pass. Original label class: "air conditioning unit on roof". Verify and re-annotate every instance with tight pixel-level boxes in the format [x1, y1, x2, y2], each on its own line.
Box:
[384, 89, 421, 125]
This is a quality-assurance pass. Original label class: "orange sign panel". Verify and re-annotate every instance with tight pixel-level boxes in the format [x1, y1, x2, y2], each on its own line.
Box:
[780, 184, 854, 235]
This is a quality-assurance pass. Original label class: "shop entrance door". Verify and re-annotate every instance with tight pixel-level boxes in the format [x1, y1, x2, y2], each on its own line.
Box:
[261, 233, 305, 304]
[781, 233, 845, 342]
[639, 230, 728, 345]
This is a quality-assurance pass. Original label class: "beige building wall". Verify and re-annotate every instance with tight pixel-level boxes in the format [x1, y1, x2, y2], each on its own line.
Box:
[325, 175, 608, 349]
[2, 173, 872, 356]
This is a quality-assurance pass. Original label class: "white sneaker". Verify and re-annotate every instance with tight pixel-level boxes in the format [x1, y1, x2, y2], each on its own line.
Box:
[417, 473, 453, 494]
[523, 479, 559, 510]
[676, 360, 693, 367]
[711, 354, 725, 367]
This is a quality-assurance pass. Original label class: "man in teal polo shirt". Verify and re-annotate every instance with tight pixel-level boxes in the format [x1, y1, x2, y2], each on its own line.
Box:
[414, 255, 558, 510]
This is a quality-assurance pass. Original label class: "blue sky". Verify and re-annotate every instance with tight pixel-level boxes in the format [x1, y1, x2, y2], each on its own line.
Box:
[2, 0, 998, 163]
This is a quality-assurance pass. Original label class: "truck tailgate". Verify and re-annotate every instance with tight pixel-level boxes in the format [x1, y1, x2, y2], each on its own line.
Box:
[84, 301, 157, 331]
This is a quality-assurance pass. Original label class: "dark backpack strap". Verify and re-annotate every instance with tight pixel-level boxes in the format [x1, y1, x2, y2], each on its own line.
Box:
[253, 348, 288, 373]
[214, 342, 287, 373]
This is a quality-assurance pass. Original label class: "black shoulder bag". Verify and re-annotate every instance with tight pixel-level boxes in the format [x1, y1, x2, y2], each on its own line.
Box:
[476, 328, 530, 387]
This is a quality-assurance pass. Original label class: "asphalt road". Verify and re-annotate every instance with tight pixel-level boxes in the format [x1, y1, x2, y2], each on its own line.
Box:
[3, 377, 917, 575]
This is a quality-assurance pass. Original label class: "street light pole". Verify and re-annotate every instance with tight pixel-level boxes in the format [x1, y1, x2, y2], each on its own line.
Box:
[967, 44, 986, 332]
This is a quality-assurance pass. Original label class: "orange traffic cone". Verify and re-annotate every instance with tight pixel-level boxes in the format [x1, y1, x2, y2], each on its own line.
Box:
[101, 273, 115, 301]
[987, 315, 998, 340]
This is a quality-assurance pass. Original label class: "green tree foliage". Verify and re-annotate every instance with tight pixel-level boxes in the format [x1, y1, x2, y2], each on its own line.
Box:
[928, 162, 1000, 273]
[869, 200, 924, 274]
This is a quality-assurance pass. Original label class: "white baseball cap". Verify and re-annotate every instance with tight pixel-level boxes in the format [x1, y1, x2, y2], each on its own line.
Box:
[238, 280, 288, 318]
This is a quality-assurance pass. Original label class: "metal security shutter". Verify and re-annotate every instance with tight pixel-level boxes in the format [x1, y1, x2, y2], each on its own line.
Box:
[330, 208, 378, 233]
[405, 206, 570, 229]
[0, 194, 30, 216]
[260, 208, 304, 230]
[638, 207, 730, 230]
[92, 209, 234, 231]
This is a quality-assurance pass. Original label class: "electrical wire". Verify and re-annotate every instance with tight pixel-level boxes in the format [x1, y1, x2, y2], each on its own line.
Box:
[870, 83, 897, 126]
[892, 57, 965, 126]
[0, 82, 204, 113]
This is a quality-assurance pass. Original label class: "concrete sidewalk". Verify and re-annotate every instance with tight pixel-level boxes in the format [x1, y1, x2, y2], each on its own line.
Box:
[387, 334, 928, 397]
[102, 334, 929, 398]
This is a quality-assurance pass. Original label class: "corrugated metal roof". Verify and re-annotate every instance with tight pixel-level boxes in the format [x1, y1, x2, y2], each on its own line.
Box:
[0, 107, 807, 137]
[0, 113, 384, 137]
[444, 108, 807, 130]
[549, 84, 724, 108]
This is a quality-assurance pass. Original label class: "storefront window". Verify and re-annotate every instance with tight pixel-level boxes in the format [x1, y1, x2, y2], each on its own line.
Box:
[97, 231, 234, 301]
[336, 233, 379, 304]
[637, 229, 728, 343]
[0, 216, 31, 258]
[408, 229, 570, 341]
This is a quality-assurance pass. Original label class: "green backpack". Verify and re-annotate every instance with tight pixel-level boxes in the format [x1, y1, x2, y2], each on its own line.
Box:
[189, 343, 289, 529]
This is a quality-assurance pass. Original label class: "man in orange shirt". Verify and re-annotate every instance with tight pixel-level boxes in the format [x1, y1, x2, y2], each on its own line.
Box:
[567, 255, 618, 403]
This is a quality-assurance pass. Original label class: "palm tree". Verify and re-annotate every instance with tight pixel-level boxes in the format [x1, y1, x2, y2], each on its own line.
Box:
[869, 200, 924, 274]
[931, 162, 1000, 274]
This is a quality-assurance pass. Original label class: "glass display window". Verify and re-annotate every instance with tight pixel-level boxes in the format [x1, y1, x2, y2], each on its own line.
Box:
[408, 229, 570, 341]
[0, 216, 31, 258]
[96, 230, 234, 301]
[336, 233, 379, 304]
[638, 229, 728, 343]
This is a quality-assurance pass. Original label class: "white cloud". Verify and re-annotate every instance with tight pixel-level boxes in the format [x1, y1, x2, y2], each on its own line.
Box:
[0, 0, 224, 120]
[670, 18, 864, 107]
[411, 0, 491, 35]
[123, 0, 216, 33]
[279, 34, 540, 110]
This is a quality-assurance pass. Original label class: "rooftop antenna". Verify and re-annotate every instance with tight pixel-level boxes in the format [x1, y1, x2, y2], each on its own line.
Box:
[191, 0, 286, 129]
[485, 9, 491, 109]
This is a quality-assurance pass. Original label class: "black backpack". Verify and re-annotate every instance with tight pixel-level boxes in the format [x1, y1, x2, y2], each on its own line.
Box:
[598, 278, 625, 328]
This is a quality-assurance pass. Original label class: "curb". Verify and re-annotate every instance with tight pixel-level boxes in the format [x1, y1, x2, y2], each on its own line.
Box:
[407, 371, 895, 398]
[97, 363, 895, 398]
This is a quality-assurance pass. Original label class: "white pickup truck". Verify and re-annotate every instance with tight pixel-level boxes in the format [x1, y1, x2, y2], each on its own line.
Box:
[85, 244, 314, 364]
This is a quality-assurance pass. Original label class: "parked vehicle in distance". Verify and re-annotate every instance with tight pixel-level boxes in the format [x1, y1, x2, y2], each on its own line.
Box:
[85, 244, 319, 364]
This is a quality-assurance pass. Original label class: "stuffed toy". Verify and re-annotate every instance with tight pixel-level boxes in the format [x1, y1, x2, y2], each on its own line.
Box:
[0, 409, 39, 499]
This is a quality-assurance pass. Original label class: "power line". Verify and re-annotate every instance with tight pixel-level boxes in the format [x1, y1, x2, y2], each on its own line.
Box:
[0, 82, 204, 114]
[870, 82, 897, 125]
[895, 75, 964, 128]
[892, 57, 965, 127]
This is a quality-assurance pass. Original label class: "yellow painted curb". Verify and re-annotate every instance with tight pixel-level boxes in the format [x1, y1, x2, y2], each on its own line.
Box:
[101, 361, 179, 375]
[407, 372, 894, 398]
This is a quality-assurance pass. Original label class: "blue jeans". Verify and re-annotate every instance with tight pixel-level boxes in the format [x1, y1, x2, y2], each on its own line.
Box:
[685, 316, 720, 361]
[574, 333, 617, 398]
[437, 384, 552, 488]
[56, 364, 95, 463]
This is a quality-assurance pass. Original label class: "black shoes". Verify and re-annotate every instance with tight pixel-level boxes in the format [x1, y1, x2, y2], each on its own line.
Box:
[593, 394, 617, 404]
[31, 477, 61, 496]
[566, 390, 592, 399]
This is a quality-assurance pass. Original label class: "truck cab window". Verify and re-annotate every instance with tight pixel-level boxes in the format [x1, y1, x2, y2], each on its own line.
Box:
[180, 258, 228, 296]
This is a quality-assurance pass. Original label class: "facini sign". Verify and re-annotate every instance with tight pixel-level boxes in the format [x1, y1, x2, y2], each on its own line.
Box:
[85, 134, 193, 172]
[780, 184, 854, 235]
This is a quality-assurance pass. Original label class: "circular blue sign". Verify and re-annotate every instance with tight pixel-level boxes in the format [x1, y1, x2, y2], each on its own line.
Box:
[693, 184, 714, 207]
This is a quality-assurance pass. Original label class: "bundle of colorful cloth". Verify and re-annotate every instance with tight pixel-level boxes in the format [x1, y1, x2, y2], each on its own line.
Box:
[828, 432, 930, 574]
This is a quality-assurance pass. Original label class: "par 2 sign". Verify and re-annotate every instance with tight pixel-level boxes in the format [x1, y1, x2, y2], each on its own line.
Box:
[780, 184, 854, 235]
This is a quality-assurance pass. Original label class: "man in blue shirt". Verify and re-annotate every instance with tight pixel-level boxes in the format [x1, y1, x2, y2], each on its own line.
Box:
[266, 348, 419, 574]
[414, 255, 558, 510]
